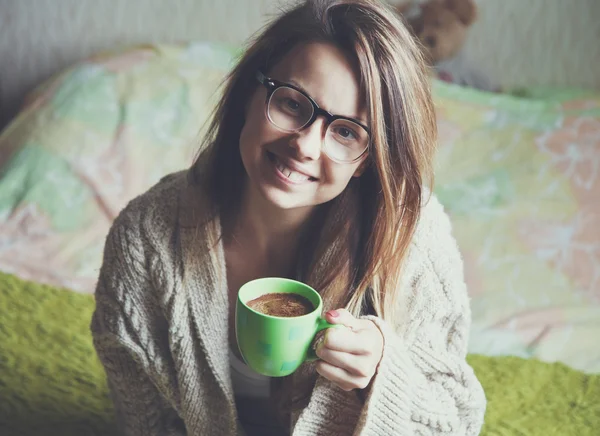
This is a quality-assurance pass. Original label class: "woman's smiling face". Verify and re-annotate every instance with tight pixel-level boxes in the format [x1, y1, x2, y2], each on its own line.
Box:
[239, 42, 369, 213]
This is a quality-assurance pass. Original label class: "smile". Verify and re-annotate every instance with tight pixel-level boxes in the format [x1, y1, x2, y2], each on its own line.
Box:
[267, 152, 317, 184]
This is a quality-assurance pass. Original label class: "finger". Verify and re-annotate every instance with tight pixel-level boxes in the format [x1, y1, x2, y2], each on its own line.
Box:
[325, 308, 361, 330]
[325, 309, 375, 333]
[322, 327, 371, 355]
[316, 346, 376, 378]
[315, 360, 371, 391]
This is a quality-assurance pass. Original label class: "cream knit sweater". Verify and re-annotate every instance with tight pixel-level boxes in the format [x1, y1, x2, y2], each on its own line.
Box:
[91, 170, 486, 435]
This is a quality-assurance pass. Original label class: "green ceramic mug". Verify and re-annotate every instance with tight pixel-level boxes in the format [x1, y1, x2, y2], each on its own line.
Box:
[236, 277, 339, 377]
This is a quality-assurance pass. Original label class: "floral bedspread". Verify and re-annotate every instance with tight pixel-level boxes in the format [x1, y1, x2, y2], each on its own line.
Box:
[0, 43, 598, 372]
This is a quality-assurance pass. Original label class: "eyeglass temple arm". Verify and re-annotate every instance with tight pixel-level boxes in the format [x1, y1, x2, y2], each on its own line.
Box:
[256, 70, 268, 85]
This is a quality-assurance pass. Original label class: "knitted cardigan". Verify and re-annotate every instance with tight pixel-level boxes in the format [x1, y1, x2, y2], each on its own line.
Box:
[91, 170, 486, 435]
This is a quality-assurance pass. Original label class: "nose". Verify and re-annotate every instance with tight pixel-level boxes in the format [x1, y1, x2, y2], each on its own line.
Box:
[288, 118, 325, 161]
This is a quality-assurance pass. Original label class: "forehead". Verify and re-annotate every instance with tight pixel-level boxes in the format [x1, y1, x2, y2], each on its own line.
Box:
[268, 42, 367, 121]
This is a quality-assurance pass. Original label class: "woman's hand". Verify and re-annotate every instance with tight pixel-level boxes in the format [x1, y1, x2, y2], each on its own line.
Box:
[315, 309, 384, 391]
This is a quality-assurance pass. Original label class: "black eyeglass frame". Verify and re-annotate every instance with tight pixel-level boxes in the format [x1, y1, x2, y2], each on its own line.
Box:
[255, 70, 370, 163]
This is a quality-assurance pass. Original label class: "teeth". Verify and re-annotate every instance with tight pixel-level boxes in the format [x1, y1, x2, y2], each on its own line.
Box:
[275, 159, 310, 182]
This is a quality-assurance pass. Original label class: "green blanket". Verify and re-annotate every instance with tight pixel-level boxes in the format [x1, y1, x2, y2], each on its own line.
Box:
[0, 272, 598, 435]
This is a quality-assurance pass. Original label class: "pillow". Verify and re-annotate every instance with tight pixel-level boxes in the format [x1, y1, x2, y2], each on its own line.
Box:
[0, 42, 237, 292]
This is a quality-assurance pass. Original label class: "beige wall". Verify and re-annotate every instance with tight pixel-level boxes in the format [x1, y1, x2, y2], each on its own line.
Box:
[391, 0, 600, 90]
[463, 0, 600, 91]
[1, 0, 599, 128]
[0, 0, 283, 127]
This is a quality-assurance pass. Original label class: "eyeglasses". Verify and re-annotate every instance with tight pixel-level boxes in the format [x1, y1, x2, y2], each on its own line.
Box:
[256, 71, 370, 163]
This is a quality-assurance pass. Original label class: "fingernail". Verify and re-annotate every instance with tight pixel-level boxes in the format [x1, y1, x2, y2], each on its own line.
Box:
[327, 310, 339, 318]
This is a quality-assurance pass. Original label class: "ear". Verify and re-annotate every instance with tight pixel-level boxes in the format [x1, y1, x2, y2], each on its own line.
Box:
[446, 0, 477, 26]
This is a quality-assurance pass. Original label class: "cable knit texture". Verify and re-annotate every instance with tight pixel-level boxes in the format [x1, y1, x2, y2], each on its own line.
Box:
[90, 170, 486, 435]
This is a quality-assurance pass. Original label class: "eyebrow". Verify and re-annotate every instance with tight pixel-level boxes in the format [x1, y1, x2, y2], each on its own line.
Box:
[286, 78, 368, 125]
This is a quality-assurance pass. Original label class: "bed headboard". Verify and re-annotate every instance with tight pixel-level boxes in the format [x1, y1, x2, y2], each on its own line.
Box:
[1, 0, 599, 130]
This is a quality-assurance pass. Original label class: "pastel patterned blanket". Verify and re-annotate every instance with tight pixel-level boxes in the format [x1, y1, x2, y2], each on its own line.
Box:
[0, 42, 597, 372]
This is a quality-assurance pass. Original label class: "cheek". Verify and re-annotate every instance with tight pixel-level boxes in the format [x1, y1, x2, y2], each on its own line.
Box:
[320, 163, 361, 193]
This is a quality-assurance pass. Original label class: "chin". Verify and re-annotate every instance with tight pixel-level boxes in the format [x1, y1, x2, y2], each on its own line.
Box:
[259, 185, 315, 211]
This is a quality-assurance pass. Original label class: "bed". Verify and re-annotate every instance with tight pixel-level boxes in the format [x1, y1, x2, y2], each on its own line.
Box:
[0, 42, 598, 435]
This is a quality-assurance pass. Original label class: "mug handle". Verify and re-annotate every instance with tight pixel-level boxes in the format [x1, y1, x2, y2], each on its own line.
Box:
[305, 317, 343, 362]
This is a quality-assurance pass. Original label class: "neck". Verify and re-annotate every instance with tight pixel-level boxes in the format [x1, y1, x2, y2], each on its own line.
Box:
[231, 183, 315, 273]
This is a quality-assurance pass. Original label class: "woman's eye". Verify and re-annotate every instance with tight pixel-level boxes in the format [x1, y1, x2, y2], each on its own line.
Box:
[284, 98, 300, 111]
[337, 127, 357, 140]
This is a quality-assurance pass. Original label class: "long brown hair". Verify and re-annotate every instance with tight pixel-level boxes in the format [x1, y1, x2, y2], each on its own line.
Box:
[191, 0, 436, 321]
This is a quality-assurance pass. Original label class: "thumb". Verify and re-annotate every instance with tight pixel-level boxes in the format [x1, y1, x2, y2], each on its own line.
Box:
[324, 308, 358, 330]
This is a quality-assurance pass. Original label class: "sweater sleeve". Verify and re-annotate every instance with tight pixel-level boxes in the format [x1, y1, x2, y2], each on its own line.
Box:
[357, 199, 486, 435]
[91, 214, 186, 436]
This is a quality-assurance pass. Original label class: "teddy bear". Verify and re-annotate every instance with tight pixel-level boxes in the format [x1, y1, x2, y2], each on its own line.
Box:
[398, 0, 477, 65]
[397, 0, 499, 92]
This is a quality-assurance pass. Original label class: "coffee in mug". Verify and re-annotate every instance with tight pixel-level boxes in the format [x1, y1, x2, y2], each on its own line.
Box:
[247, 292, 314, 317]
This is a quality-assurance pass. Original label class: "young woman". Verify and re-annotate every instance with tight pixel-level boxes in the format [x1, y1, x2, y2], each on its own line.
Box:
[91, 0, 486, 435]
